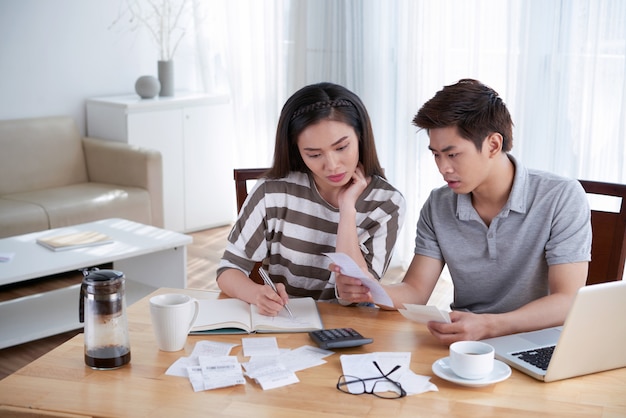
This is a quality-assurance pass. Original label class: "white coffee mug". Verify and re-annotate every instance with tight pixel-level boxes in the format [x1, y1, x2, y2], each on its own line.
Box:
[149, 293, 200, 352]
[449, 341, 495, 380]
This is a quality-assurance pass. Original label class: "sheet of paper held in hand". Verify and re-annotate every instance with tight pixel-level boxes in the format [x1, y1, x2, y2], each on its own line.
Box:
[323, 252, 394, 307]
[398, 304, 451, 324]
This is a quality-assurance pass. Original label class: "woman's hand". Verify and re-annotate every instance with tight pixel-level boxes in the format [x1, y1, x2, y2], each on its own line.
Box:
[337, 164, 370, 211]
[331, 263, 373, 304]
[253, 282, 290, 316]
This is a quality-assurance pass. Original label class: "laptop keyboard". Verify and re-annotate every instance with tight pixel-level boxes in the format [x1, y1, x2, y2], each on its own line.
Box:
[511, 345, 556, 371]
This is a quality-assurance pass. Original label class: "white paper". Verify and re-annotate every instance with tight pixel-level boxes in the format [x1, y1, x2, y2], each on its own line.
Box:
[277, 345, 334, 372]
[187, 365, 207, 392]
[168, 340, 332, 392]
[166, 356, 197, 377]
[0, 252, 14, 262]
[242, 355, 281, 376]
[399, 304, 451, 324]
[324, 252, 394, 307]
[195, 355, 246, 391]
[242, 336, 280, 357]
[191, 340, 239, 357]
[249, 364, 300, 390]
[339, 352, 438, 396]
[187, 356, 246, 392]
[242, 345, 332, 374]
[165, 340, 239, 377]
[241, 344, 333, 390]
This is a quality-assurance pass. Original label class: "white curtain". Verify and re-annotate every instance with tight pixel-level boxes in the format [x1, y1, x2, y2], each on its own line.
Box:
[194, 0, 289, 169]
[195, 0, 626, 269]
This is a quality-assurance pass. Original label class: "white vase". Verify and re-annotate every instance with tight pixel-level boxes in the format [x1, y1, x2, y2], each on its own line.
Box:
[158, 60, 174, 97]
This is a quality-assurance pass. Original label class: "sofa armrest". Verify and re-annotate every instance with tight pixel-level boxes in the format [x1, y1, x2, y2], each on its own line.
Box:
[82, 137, 164, 227]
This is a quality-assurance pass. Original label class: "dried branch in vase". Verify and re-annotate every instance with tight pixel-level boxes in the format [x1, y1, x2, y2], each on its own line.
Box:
[109, 0, 193, 61]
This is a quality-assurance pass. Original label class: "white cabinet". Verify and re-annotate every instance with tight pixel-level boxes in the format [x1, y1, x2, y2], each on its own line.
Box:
[86, 93, 235, 232]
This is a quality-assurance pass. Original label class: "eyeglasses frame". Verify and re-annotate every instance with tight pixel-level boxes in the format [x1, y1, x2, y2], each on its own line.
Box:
[336, 361, 407, 399]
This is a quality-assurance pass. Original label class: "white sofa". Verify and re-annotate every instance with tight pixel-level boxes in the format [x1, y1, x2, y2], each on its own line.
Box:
[0, 115, 163, 238]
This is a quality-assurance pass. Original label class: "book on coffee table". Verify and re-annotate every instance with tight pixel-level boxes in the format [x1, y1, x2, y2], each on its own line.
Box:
[36, 231, 114, 252]
[190, 297, 323, 334]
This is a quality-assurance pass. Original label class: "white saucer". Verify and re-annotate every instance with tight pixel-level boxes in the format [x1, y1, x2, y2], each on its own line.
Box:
[431, 357, 512, 388]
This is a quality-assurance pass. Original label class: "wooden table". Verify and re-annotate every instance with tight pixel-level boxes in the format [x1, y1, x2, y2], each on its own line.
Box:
[0, 288, 624, 418]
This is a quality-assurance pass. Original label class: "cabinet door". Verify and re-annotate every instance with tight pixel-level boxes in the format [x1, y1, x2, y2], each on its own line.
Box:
[128, 110, 186, 231]
[183, 104, 235, 231]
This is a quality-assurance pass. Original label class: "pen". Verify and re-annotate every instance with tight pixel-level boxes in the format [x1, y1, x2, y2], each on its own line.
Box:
[258, 267, 294, 318]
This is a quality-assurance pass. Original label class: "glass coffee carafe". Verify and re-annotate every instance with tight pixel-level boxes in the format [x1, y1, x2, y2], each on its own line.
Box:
[79, 268, 131, 369]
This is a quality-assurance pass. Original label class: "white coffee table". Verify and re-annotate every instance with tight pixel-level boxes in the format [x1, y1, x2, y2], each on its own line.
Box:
[0, 218, 193, 348]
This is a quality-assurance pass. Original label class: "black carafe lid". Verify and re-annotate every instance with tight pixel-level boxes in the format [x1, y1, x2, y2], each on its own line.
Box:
[79, 268, 125, 322]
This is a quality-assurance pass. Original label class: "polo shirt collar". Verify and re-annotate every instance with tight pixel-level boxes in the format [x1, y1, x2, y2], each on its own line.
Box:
[456, 153, 528, 220]
[507, 154, 527, 214]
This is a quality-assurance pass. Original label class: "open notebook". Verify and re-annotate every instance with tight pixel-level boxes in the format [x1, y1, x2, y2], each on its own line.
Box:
[481, 280, 626, 382]
[189, 297, 323, 335]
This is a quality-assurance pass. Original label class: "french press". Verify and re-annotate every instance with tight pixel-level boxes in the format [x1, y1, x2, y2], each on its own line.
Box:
[79, 268, 131, 369]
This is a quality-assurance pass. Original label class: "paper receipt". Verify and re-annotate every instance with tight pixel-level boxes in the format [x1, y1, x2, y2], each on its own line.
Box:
[398, 304, 451, 324]
[323, 252, 394, 307]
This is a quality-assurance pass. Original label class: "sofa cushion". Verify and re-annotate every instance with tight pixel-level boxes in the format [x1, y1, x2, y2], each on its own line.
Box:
[0, 116, 88, 195]
[3, 183, 153, 230]
[0, 198, 49, 238]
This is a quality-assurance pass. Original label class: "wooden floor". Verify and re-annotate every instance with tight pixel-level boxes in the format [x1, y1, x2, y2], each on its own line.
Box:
[0, 224, 452, 380]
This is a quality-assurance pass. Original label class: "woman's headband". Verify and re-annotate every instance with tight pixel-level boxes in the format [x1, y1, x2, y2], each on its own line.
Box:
[290, 99, 354, 121]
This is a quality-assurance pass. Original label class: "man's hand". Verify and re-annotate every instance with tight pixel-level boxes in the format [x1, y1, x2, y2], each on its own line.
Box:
[427, 311, 492, 345]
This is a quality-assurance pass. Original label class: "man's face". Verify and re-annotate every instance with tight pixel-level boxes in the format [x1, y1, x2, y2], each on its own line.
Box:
[428, 126, 492, 194]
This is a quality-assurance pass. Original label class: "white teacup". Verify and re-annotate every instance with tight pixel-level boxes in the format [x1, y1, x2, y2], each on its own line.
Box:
[449, 341, 495, 380]
[149, 293, 199, 352]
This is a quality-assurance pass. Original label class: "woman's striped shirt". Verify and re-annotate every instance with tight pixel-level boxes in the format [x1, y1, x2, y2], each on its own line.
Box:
[217, 171, 406, 301]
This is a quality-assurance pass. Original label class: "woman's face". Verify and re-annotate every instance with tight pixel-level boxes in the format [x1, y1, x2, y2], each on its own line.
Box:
[296, 119, 360, 196]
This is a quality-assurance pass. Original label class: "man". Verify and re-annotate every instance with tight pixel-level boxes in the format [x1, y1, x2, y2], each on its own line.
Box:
[334, 79, 591, 345]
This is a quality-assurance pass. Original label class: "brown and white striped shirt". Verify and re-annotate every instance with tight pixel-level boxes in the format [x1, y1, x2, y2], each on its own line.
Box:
[217, 172, 405, 301]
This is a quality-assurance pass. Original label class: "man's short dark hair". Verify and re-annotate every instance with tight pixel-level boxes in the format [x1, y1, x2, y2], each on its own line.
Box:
[413, 79, 514, 152]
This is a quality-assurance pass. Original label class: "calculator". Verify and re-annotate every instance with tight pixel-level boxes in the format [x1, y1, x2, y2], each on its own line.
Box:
[308, 328, 373, 349]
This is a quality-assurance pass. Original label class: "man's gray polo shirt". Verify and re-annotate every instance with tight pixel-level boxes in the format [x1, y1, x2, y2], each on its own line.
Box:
[414, 154, 591, 313]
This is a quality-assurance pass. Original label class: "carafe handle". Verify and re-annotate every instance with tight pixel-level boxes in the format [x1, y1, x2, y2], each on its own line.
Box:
[78, 268, 93, 323]
[79, 281, 86, 323]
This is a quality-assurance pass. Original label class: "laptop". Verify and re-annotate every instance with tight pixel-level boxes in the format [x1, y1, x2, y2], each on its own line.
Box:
[481, 280, 626, 382]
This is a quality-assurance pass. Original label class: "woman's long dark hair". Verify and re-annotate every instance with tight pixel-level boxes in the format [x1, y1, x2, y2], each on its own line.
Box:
[266, 82, 385, 179]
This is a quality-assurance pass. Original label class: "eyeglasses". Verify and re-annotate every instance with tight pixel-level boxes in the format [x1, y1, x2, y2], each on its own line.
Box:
[336, 361, 407, 399]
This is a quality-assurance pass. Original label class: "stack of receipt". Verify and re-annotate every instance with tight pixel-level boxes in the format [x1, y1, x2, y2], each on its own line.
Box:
[166, 338, 333, 391]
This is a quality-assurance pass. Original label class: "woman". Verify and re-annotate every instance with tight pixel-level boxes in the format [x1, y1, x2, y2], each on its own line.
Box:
[217, 82, 405, 315]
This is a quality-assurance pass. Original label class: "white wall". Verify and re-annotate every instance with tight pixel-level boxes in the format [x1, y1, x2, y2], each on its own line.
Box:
[0, 0, 201, 135]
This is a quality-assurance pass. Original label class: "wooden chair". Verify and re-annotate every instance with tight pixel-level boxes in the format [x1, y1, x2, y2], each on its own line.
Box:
[234, 168, 269, 213]
[233, 168, 270, 284]
[579, 180, 626, 285]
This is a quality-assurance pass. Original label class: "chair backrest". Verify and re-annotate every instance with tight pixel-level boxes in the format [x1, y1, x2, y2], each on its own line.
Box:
[579, 180, 626, 285]
[233, 168, 269, 284]
[234, 168, 269, 212]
